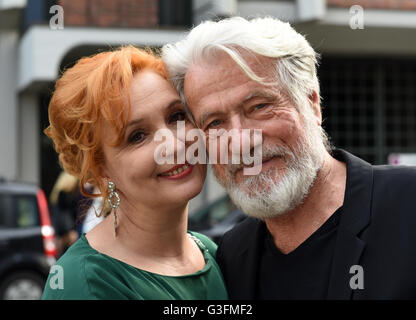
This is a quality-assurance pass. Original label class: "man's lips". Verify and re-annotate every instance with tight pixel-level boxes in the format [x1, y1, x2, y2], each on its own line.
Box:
[231, 155, 282, 174]
[261, 156, 278, 166]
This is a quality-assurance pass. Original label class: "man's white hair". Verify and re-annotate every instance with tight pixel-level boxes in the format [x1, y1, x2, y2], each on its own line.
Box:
[162, 16, 321, 118]
[162, 16, 332, 219]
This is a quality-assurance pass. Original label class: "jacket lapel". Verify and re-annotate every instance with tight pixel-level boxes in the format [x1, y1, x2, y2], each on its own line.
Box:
[326, 150, 373, 299]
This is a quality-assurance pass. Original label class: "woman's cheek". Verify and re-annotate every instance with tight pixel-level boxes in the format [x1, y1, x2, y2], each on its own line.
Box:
[128, 147, 158, 178]
[198, 163, 207, 180]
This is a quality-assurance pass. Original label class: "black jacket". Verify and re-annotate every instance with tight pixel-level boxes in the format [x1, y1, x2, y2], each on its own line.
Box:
[216, 149, 416, 299]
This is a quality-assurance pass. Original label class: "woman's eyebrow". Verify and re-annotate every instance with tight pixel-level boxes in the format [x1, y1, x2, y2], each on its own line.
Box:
[127, 99, 183, 128]
[165, 99, 183, 110]
[127, 118, 144, 129]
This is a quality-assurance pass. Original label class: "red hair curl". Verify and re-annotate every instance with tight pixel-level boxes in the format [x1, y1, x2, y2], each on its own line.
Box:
[45, 46, 167, 216]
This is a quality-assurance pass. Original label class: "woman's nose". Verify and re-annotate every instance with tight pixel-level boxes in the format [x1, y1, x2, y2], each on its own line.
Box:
[170, 121, 187, 164]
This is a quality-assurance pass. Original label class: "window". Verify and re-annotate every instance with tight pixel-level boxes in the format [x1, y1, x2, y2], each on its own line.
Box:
[319, 57, 416, 164]
[14, 195, 40, 228]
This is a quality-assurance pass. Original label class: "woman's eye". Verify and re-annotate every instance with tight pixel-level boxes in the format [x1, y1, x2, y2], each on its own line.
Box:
[128, 131, 146, 144]
[169, 111, 187, 123]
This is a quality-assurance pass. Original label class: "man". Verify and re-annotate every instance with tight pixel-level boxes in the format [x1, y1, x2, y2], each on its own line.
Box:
[162, 17, 416, 299]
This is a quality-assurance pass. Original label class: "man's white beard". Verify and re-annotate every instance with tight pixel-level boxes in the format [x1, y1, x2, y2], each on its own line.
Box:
[213, 120, 325, 220]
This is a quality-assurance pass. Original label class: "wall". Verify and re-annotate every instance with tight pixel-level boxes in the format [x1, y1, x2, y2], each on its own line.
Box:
[58, 0, 158, 28]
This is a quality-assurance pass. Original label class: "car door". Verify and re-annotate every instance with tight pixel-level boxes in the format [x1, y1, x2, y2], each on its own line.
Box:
[0, 193, 15, 262]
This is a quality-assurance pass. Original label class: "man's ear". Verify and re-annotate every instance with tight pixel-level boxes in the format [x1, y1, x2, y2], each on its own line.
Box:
[308, 90, 322, 126]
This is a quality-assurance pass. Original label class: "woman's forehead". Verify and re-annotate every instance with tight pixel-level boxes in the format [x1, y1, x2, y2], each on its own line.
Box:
[130, 70, 179, 112]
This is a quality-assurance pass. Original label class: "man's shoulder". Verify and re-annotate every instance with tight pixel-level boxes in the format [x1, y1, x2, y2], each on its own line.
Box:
[370, 165, 416, 219]
[372, 164, 416, 196]
[373, 164, 416, 179]
[337, 149, 416, 200]
[338, 148, 416, 183]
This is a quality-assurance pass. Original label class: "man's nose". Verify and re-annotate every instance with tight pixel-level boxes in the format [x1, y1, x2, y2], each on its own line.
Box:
[227, 116, 254, 162]
[229, 114, 243, 131]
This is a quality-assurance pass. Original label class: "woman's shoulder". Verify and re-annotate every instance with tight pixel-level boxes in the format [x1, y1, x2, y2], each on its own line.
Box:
[188, 231, 218, 257]
[41, 236, 94, 299]
[41, 235, 135, 300]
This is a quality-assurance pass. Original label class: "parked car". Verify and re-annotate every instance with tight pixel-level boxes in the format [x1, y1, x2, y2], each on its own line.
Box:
[0, 181, 57, 300]
[189, 195, 247, 244]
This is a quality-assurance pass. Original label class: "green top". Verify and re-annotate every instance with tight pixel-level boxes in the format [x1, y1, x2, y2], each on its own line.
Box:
[41, 231, 228, 300]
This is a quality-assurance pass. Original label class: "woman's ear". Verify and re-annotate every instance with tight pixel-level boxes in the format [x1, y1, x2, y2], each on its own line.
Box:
[308, 90, 322, 126]
[98, 165, 110, 191]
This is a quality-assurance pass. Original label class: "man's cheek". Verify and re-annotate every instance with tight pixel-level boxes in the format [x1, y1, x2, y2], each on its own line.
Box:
[212, 164, 229, 183]
[212, 163, 225, 174]
[262, 115, 298, 138]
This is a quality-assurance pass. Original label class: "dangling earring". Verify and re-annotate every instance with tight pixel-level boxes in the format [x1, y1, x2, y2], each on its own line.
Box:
[107, 181, 120, 238]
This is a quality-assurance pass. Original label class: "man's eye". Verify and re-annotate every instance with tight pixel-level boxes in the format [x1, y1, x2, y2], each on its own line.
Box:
[254, 103, 269, 110]
[169, 111, 187, 123]
[128, 131, 146, 144]
[206, 119, 222, 129]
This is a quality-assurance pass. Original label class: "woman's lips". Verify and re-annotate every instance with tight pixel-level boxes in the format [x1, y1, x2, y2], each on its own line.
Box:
[158, 163, 193, 180]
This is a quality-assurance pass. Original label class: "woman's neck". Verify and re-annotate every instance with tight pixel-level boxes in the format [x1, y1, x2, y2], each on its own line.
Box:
[87, 200, 191, 260]
[117, 201, 190, 257]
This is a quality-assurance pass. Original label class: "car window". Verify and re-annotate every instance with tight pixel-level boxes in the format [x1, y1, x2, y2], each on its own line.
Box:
[14, 194, 40, 228]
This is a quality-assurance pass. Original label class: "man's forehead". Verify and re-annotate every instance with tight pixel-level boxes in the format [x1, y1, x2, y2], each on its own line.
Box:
[186, 50, 275, 80]
[184, 55, 239, 90]
[184, 52, 276, 107]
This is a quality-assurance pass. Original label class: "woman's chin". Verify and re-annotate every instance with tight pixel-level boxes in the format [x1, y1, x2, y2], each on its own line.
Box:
[157, 179, 204, 206]
[179, 183, 205, 202]
[157, 165, 206, 204]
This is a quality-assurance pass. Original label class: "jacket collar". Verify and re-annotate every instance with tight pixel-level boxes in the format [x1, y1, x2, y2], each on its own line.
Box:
[234, 149, 374, 299]
[233, 149, 373, 299]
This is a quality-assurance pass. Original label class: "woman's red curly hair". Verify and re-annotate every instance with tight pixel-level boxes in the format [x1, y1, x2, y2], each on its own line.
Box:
[44, 46, 168, 216]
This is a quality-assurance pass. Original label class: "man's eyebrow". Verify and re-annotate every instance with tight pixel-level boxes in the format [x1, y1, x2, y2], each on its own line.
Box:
[199, 111, 224, 128]
[198, 91, 276, 128]
[242, 90, 275, 102]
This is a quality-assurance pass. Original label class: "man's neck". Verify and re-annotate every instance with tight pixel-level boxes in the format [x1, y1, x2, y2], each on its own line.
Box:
[265, 152, 347, 254]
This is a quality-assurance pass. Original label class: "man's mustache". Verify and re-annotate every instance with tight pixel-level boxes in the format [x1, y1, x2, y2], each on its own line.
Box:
[224, 145, 293, 175]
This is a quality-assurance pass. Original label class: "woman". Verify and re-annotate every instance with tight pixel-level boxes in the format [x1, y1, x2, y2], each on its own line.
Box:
[48, 171, 80, 256]
[41, 46, 228, 300]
